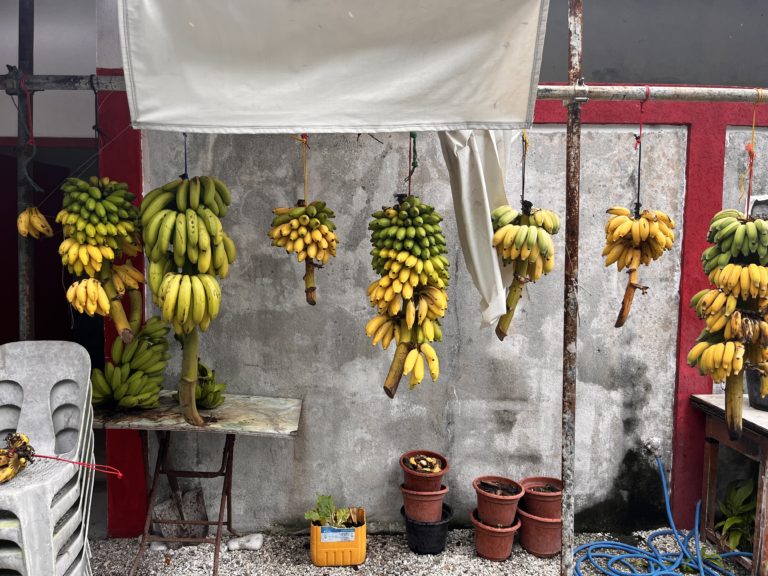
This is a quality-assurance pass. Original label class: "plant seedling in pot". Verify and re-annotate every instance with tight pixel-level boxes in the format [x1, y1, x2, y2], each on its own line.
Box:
[306, 495, 366, 567]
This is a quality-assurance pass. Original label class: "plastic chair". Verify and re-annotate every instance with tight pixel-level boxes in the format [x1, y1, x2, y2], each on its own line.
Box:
[0, 341, 95, 575]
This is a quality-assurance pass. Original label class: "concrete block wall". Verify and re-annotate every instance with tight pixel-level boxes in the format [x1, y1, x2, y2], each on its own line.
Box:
[143, 126, 686, 532]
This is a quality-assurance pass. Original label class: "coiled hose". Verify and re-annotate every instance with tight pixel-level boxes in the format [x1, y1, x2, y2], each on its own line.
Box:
[573, 456, 752, 575]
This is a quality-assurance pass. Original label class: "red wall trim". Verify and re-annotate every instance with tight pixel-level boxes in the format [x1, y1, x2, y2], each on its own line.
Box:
[534, 98, 768, 528]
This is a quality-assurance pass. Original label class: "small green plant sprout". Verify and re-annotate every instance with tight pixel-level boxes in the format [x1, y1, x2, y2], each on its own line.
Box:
[305, 495, 352, 528]
[715, 477, 756, 552]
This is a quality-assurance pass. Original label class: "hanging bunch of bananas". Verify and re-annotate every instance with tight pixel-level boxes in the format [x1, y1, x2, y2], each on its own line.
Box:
[110, 261, 146, 297]
[90, 317, 170, 409]
[55, 176, 140, 277]
[365, 194, 449, 396]
[141, 176, 235, 336]
[268, 200, 338, 304]
[65, 278, 111, 317]
[17, 207, 53, 239]
[490, 203, 560, 340]
[173, 360, 227, 410]
[602, 206, 675, 327]
[688, 208, 768, 440]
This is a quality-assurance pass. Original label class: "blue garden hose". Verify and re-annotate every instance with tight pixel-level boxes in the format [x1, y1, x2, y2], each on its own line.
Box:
[573, 456, 752, 576]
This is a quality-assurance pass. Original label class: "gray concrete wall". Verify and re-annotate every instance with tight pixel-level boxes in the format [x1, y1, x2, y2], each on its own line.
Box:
[142, 126, 685, 532]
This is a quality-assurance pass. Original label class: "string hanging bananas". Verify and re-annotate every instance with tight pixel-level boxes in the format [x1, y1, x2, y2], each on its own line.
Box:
[490, 203, 560, 340]
[172, 360, 227, 410]
[90, 317, 171, 409]
[366, 195, 449, 392]
[55, 176, 140, 277]
[603, 206, 675, 326]
[17, 207, 53, 239]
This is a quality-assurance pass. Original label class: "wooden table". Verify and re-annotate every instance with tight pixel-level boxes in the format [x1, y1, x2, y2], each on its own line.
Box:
[94, 391, 302, 576]
[691, 394, 768, 575]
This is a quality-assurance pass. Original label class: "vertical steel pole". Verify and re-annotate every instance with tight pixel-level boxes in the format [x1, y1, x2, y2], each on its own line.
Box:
[17, 0, 35, 340]
[561, 0, 583, 574]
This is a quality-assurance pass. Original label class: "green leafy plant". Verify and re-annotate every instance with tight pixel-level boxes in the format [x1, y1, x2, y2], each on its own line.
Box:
[715, 478, 756, 551]
[305, 495, 353, 528]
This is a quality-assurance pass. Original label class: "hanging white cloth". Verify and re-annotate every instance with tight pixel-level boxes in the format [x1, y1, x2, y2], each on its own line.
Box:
[118, 0, 548, 133]
[439, 130, 519, 325]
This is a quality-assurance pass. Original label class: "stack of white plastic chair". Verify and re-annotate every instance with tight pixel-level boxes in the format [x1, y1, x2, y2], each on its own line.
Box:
[0, 341, 95, 575]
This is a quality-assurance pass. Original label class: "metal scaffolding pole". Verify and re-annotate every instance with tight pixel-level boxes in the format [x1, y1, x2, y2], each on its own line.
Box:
[17, 0, 34, 340]
[538, 83, 768, 103]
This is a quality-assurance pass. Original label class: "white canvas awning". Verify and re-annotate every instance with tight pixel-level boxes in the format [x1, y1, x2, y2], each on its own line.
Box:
[118, 0, 549, 133]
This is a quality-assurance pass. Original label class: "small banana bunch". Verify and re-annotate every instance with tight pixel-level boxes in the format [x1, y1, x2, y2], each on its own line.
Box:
[55, 176, 139, 277]
[366, 195, 449, 395]
[156, 272, 222, 335]
[491, 203, 560, 340]
[0, 434, 34, 484]
[142, 176, 236, 278]
[702, 209, 768, 272]
[91, 317, 170, 408]
[687, 338, 746, 383]
[268, 201, 338, 264]
[17, 207, 53, 239]
[65, 278, 111, 317]
[110, 261, 146, 297]
[173, 360, 227, 410]
[603, 206, 675, 327]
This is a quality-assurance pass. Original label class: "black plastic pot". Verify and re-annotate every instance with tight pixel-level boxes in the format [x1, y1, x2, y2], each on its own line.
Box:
[401, 504, 453, 555]
[746, 369, 768, 411]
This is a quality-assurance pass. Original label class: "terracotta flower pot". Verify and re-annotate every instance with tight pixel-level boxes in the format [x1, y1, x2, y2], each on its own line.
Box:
[473, 475, 524, 527]
[520, 476, 563, 519]
[471, 509, 521, 561]
[518, 508, 562, 558]
[401, 484, 449, 523]
[400, 450, 449, 492]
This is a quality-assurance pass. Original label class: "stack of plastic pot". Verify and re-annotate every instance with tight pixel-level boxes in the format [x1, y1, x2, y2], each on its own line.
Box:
[399, 450, 452, 555]
[471, 475, 524, 561]
[518, 476, 563, 557]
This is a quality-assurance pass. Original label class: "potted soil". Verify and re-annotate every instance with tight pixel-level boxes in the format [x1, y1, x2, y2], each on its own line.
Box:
[473, 475, 524, 527]
[471, 509, 521, 561]
[400, 450, 449, 492]
[401, 504, 453, 555]
[306, 495, 366, 567]
[520, 476, 563, 519]
[518, 508, 561, 558]
[401, 484, 449, 523]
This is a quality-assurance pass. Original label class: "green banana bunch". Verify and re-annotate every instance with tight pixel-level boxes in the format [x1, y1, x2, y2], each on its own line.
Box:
[90, 316, 171, 409]
[156, 272, 221, 336]
[55, 175, 140, 277]
[701, 209, 768, 273]
[173, 360, 227, 409]
[491, 204, 559, 282]
[141, 176, 236, 279]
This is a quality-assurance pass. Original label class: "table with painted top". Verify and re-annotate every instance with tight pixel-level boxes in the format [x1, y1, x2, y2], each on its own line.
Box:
[94, 390, 302, 576]
[691, 394, 768, 575]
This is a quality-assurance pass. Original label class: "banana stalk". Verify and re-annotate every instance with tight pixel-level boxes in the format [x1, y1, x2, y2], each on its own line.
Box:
[615, 269, 647, 328]
[304, 260, 316, 306]
[179, 328, 204, 426]
[128, 289, 143, 334]
[102, 271, 134, 343]
[384, 343, 411, 398]
[725, 372, 743, 440]
[496, 279, 524, 341]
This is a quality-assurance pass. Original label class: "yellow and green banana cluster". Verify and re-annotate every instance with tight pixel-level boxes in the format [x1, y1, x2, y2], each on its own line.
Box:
[268, 201, 338, 264]
[156, 272, 222, 335]
[91, 317, 171, 409]
[16, 206, 53, 239]
[55, 176, 140, 277]
[142, 176, 237, 279]
[603, 206, 675, 270]
[366, 195, 449, 390]
[689, 208, 768, 439]
[173, 360, 227, 410]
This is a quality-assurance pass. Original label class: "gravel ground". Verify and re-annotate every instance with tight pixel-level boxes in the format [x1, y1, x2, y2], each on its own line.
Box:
[89, 530, 750, 576]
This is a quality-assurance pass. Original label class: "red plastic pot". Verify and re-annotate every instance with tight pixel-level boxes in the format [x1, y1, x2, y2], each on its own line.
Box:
[401, 484, 449, 523]
[400, 450, 449, 492]
[520, 476, 563, 519]
[518, 508, 562, 558]
[471, 509, 521, 561]
[473, 475, 524, 528]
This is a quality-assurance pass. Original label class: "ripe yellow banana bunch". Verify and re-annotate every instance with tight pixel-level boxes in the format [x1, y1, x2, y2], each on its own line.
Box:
[403, 342, 440, 388]
[65, 278, 111, 317]
[111, 261, 146, 297]
[58, 238, 115, 277]
[17, 207, 53, 239]
[603, 206, 675, 270]
[365, 285, 447, 348]
[156, 272, 221, 335]
[268, 201, 338, 265]
[687, 340, 745, 382]
[707, 262, 768, 300]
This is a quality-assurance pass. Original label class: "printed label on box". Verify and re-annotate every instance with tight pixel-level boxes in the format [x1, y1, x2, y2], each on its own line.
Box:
[320, 526, 356, 543]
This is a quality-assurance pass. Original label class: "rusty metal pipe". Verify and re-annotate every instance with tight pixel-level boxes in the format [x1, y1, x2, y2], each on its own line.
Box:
[561, 0, 583, 575]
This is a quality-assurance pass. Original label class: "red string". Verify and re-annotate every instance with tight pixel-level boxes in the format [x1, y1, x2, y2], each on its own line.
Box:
[33, 454, 123, 479]
[19, 75, 35, 146]
[634, 85, 650, 151]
